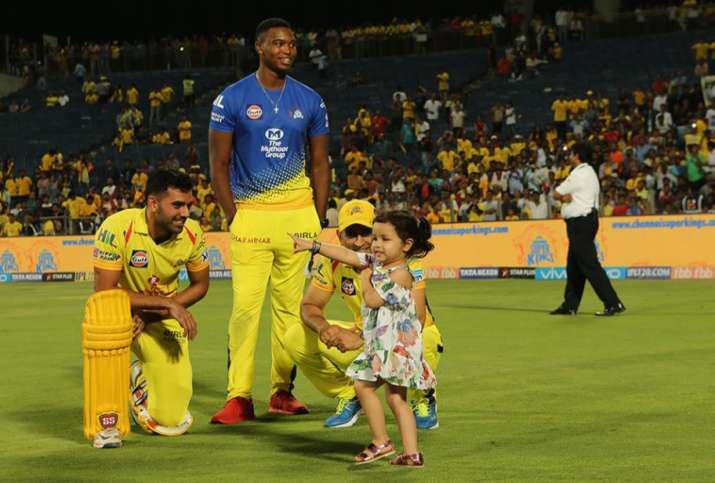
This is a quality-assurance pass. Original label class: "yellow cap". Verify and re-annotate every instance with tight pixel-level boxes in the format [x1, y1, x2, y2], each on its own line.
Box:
[338, 200, 374, 232]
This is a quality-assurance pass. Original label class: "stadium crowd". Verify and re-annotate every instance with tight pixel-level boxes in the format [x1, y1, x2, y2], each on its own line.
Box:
[2, 62, 714, 238]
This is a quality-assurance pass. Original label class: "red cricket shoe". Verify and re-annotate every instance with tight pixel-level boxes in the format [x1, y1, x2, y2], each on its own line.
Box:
[268, 390, 310, 415]
[210, 396, 256, 425]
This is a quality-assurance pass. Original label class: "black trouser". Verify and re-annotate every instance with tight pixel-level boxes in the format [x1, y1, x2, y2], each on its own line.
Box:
[562, 210, 621, 310]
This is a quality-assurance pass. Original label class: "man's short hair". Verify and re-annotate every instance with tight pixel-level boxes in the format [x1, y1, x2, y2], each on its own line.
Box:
[256, 18, 292, 41]
[571, 141, 593, 165]
[146, 170, 194, 197]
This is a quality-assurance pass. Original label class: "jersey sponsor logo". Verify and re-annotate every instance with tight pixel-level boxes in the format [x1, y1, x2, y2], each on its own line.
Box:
[96, 228, 117, 247]
[261, 128, 288, 159]
[93, 247, 120, 262]
[246, 104, 262, 120]
[289, 231, 318, 239]
[231, 234, 271, 243]
[211, 112, 225, 123]
[163, 328, 185, 342]
[98, 412, 118, 430]
[213, 95, 225, 109]
[265, 128, 284, 141]
[341, 276, 356, 296]
[130, 250, 149, 268]
[292, 109, 304, 119]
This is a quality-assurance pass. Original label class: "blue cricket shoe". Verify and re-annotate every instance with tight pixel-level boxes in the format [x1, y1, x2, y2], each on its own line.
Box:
[324, 397, 361, 428]
[413, 397, 439, 430]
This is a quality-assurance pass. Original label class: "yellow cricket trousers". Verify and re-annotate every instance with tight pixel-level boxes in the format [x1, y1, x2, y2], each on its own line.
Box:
[284, 320, 444, 402]
[132, 318, 192, 427]
[227, 204, 320, 399]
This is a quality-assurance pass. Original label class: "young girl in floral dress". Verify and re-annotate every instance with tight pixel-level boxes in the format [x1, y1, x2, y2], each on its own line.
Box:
[292, 211, 436, 468]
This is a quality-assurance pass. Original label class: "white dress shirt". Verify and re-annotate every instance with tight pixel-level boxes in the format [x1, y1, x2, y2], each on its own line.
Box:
[555, 163, 600, 219]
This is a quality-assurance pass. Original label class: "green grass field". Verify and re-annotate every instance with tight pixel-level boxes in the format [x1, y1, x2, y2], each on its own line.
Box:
[1, 279, 715, 482]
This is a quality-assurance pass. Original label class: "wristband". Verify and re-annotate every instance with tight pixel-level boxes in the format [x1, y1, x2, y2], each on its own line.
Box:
[310, 240, 322, 255]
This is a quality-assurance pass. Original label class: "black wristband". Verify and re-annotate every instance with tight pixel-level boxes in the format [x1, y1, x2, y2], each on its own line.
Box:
[310, 240, 322, 255]
[320, 217, 329, 228]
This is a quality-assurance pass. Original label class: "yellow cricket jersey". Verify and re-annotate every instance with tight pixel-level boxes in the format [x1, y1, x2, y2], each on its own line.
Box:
[310, 255, 435, 330]
[93, 208, 209, 297]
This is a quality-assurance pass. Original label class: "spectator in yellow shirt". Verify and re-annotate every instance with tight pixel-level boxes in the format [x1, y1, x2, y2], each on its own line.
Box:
[131, 170, 148, 192]
[437, 148, 459, 171]
[402, 99, 416, 121]
[692, 41, 709, 61]
[424, 202, 441, 224]
[436, 71, 449, 97]
[149, 89, 163, 125]
[160, 83, 175, 117]
[183, 77, 195, 107]
[196, 177, 213, 204]
[2, 214, 23, 237]
[551, 99, 568, 139]
[42, 219, 56, 235]
[126, 84, 139, 106]
[151, 130, 171, 144]
[85, 91, 99, 104]
[178, 118, 193, 142]
[345, 146, 367, 170]
[202, 194, 218, 220]
[14, 170, 33, 203]
[5, 176, 18, 202]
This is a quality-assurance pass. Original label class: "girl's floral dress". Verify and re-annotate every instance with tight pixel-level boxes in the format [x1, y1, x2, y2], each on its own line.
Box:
[346, 263, 436, 390]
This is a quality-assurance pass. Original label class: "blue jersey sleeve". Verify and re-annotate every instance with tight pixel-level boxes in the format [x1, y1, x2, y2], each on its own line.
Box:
[209, 90, 236, 132]
[308, 97, 329, 137]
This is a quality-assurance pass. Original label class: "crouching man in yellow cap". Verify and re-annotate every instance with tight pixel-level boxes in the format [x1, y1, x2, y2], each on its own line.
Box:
[285, 200, 444, 429]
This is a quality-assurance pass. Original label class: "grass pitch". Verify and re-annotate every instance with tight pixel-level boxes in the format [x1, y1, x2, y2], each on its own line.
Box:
[1, 279, 714, 482]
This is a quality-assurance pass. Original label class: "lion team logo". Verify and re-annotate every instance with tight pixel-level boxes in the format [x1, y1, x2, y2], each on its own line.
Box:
[35, 249, 58, 273]
[130, 250, 148, 268]
[207, 246, 224, 269]
[527, 236, 554, 266]
[98, 412, 118, 430]
[0, 250, 19, 274]
[246, 104, 263, 120]
[341, 276, 356, 296]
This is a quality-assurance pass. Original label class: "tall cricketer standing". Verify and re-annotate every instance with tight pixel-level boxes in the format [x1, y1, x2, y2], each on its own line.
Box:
[209, 17, 330, 424]
[84, 170, 209, 448]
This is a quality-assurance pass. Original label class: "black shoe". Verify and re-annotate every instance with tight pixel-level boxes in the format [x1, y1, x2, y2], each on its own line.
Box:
[595, 303, 626, 316]
[550, 306, 576, 315]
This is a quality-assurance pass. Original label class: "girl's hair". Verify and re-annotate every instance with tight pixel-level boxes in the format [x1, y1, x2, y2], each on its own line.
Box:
[374, 210, 434, 259]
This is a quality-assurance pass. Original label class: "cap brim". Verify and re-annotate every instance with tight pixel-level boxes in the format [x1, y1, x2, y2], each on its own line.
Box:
[338, 220, 373, 232]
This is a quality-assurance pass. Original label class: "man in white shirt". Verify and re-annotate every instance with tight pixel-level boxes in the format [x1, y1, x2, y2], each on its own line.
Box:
[550, 142, 625, 316]
[423, 95, 442, 121]
[525, 190, 549, 219]
[414, 116, 430, 142]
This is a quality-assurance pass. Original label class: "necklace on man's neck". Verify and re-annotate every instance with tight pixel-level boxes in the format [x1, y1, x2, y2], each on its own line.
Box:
[256, 71, 287, 114]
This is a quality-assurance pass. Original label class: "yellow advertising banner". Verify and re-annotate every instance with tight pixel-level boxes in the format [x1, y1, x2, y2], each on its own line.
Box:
[1, 214, 714, 282]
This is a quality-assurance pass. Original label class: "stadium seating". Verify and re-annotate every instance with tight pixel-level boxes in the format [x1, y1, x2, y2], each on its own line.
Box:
[0, 68, 232, 170]
[465, 30, 715, 132]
